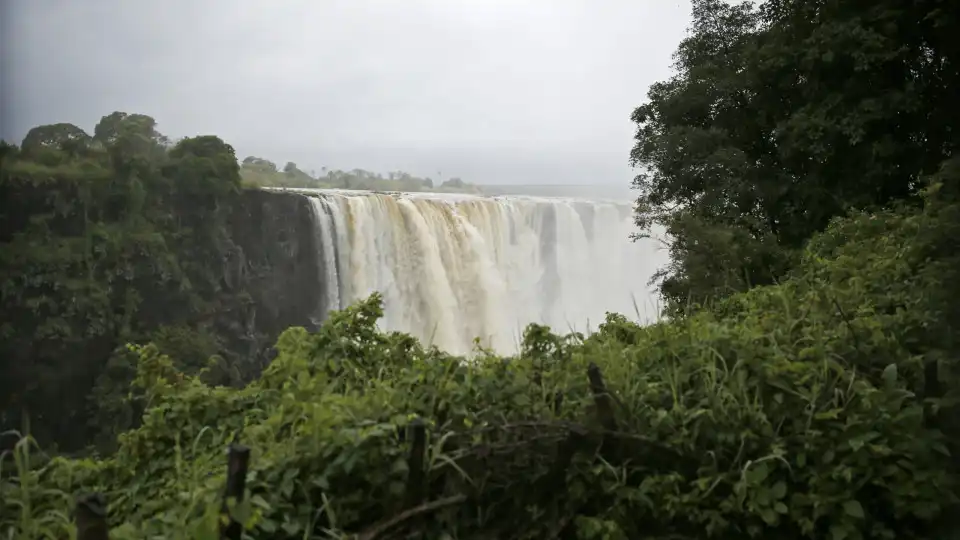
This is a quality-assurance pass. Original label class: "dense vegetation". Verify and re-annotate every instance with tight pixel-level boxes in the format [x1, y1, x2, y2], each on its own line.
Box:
[239, 157, 482, 194]
[2, 0, 959, 537]
[0, 113, 258, 452]
[630, 0, 959, 314]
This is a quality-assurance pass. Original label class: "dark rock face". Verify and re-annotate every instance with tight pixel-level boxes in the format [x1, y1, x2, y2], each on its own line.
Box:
[217, 190, 324, 370]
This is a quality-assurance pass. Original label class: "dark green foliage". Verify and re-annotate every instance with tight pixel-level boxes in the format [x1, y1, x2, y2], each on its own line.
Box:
[631, 0, 960, 313]
[0, 112, 245, 452]
[2, 191, 958, 538]
[20, 123, 95, 163]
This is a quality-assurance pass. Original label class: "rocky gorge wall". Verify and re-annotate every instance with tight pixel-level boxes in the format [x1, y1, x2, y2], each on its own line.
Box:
[216, 189, 327, 368]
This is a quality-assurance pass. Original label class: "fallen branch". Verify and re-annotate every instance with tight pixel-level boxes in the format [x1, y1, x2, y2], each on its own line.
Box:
[357, 494, 468, 540]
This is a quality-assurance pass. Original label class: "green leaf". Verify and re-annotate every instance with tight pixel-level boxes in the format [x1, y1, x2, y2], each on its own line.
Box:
[882, 363, 898, 389]
[831, 524, 850, 540]
[815, 409, 841, 421]
[746, 462, 770, 484]
[844, 500, 865, 519]
[771, 481, 787, 500]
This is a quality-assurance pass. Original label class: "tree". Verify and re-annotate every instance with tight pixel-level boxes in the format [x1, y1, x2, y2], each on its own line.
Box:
[166, 136, 241, 220]
[170, 137, 241, 187]
[630, 0, 960, 313]
[93, 112, 161, 145]
[242, 156, 277, 171]
[20, 123, 93, 160]
[93, 112, 169, 172]
[442, 177, 465, 189]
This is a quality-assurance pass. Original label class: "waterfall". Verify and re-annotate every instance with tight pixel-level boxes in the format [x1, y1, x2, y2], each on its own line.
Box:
[291, 188, 664, 355]
[305, 197, 342, 322]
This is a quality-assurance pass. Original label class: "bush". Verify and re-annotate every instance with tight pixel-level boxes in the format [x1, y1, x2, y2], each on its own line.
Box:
[2, 196, 959, 539]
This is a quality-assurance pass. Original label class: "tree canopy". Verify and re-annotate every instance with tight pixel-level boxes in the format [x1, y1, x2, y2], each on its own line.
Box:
[631, 0, 960, 312]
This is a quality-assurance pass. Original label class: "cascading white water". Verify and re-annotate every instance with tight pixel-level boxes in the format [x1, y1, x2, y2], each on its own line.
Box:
[297, 188, 665, 355]
[305, 197, 343, 325]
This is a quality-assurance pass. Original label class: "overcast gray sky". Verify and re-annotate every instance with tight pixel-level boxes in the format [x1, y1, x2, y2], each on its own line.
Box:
[1, 0, 690, 186]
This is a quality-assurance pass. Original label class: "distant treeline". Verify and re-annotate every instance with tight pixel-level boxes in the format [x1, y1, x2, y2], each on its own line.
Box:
[239, 156, 482, 194]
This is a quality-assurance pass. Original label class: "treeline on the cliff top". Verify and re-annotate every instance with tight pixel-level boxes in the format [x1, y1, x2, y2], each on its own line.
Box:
[239, 156, 482, 194]
[2, 0, 960, 537]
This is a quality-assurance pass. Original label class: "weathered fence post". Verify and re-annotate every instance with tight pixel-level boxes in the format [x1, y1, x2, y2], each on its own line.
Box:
[587, 362, 620, 463]
[587, 362, 617, 432]
[405, 417, 428, 509]
[75, 493, 109, 540]
[220, 443, 251, 540]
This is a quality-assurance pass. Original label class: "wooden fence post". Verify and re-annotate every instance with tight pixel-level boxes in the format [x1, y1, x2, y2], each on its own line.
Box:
[405, 417, 428, 509]
[587, 362, 620, 462]
[220, 443, 251, 540]
[587, 363, 617, 432]
[75, 493, 109, 540]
